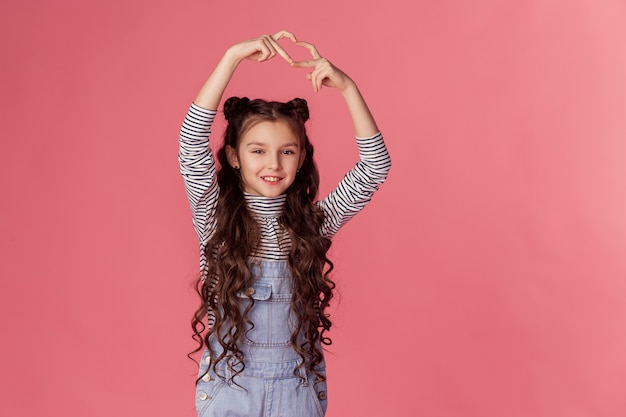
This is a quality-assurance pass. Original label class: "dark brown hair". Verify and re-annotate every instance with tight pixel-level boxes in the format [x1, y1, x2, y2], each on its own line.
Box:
[190, 97, 335, 383]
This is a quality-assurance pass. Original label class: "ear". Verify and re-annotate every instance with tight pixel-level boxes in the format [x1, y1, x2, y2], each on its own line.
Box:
[225, 145, 239, 169]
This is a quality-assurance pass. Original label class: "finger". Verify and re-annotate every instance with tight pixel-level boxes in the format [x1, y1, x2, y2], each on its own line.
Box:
[272, 30, 297, 43]
[310, 75, 317, 92]
[264, 37, 278, 60]
[256, 43, 271, 61]
[290, 59, 318, 68]
[258, 37, 277, 61]
[296, 41, 321, 59]
[303, 72, 316, 91]
[315, 64, 336, 92]
[265, 35, 293, 63]
[306, 72, 318, 92]
[311, 68, 326, 92]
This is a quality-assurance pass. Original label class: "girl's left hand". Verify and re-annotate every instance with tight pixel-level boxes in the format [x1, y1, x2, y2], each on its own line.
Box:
[290, 41, 354, 93]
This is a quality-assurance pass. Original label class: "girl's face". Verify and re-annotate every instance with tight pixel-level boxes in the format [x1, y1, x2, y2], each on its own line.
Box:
[227, 120, 305, 198]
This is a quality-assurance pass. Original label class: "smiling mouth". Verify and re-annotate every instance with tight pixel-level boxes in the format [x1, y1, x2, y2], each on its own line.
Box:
[261, 176, 282, 183]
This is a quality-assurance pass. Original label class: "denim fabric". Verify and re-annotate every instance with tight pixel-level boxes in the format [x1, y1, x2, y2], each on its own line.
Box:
[195, 261, 328, 417]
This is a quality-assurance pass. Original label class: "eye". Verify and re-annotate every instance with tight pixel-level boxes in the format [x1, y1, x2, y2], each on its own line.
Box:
[281, 149, 296, 155]
[251, 149, 264, 154]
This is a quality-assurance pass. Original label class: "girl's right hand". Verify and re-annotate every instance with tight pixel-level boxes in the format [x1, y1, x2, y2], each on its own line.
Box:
[192, 31, 297, 110]
[227, 30, 298, 64]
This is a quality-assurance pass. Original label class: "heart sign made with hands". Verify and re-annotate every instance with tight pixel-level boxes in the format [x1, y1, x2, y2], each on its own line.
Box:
[268, 30, 352, 93]
[241, 30, 352, 92]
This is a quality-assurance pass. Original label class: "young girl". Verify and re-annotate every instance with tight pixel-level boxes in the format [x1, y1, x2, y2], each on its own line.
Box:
[179, 31, 391, 417]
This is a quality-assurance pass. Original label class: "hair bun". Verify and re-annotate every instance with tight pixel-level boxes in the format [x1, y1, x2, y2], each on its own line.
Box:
[223, 97, 250, 121]
[288, 98, 309, 122]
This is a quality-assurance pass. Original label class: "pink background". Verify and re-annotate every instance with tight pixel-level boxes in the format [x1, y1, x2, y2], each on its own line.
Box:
[2, 0, 626, 416]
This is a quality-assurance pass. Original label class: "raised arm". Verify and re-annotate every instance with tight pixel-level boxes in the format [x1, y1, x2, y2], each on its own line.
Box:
[180, 32, 299, 276]
[291, 41, 379, 137]
[291, 42, 391, 238]
[194, 31, 297, 110]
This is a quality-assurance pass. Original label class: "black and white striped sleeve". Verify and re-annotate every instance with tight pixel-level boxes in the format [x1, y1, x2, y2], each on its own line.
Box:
[178, 103, 219, 262]
[318, 132, 391, 239]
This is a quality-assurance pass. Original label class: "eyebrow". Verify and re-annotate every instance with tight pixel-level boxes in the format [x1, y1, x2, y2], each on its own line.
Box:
[246, 141, 300, 148]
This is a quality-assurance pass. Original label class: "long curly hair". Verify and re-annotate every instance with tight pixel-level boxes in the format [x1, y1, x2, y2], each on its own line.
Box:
[190, 97, 335, 384]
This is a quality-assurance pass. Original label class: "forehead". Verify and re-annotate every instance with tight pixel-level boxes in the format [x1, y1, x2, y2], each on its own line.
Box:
[240, 120, 300, 146]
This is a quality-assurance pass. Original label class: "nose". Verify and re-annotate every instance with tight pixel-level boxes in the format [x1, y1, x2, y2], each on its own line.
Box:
[267, 153, 281, 170]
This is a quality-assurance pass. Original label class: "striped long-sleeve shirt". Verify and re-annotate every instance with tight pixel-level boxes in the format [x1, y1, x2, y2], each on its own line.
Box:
[179, 103, 391, 282]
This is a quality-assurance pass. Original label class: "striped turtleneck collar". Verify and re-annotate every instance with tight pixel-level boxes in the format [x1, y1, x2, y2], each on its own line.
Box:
[244, 193, 286, 218]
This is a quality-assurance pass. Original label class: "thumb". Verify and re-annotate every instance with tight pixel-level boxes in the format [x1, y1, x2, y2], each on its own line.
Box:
[290, 60, 317, 68]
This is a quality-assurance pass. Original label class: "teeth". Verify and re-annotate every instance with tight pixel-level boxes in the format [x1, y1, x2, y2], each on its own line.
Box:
[262, 177, 281, 182]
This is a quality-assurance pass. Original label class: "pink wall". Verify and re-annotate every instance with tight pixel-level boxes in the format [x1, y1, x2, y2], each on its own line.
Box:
[2, 0, 626, 416]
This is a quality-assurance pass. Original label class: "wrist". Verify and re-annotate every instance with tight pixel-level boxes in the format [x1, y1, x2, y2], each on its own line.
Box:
[223, 46, 244, 67]
[339, 79, 358, 95]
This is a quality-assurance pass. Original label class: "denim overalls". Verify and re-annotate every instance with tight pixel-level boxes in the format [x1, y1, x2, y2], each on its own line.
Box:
[195, 261, 328, 417]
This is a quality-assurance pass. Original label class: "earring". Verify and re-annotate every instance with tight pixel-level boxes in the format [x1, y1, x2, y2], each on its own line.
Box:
[234, 165, 239, 169]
